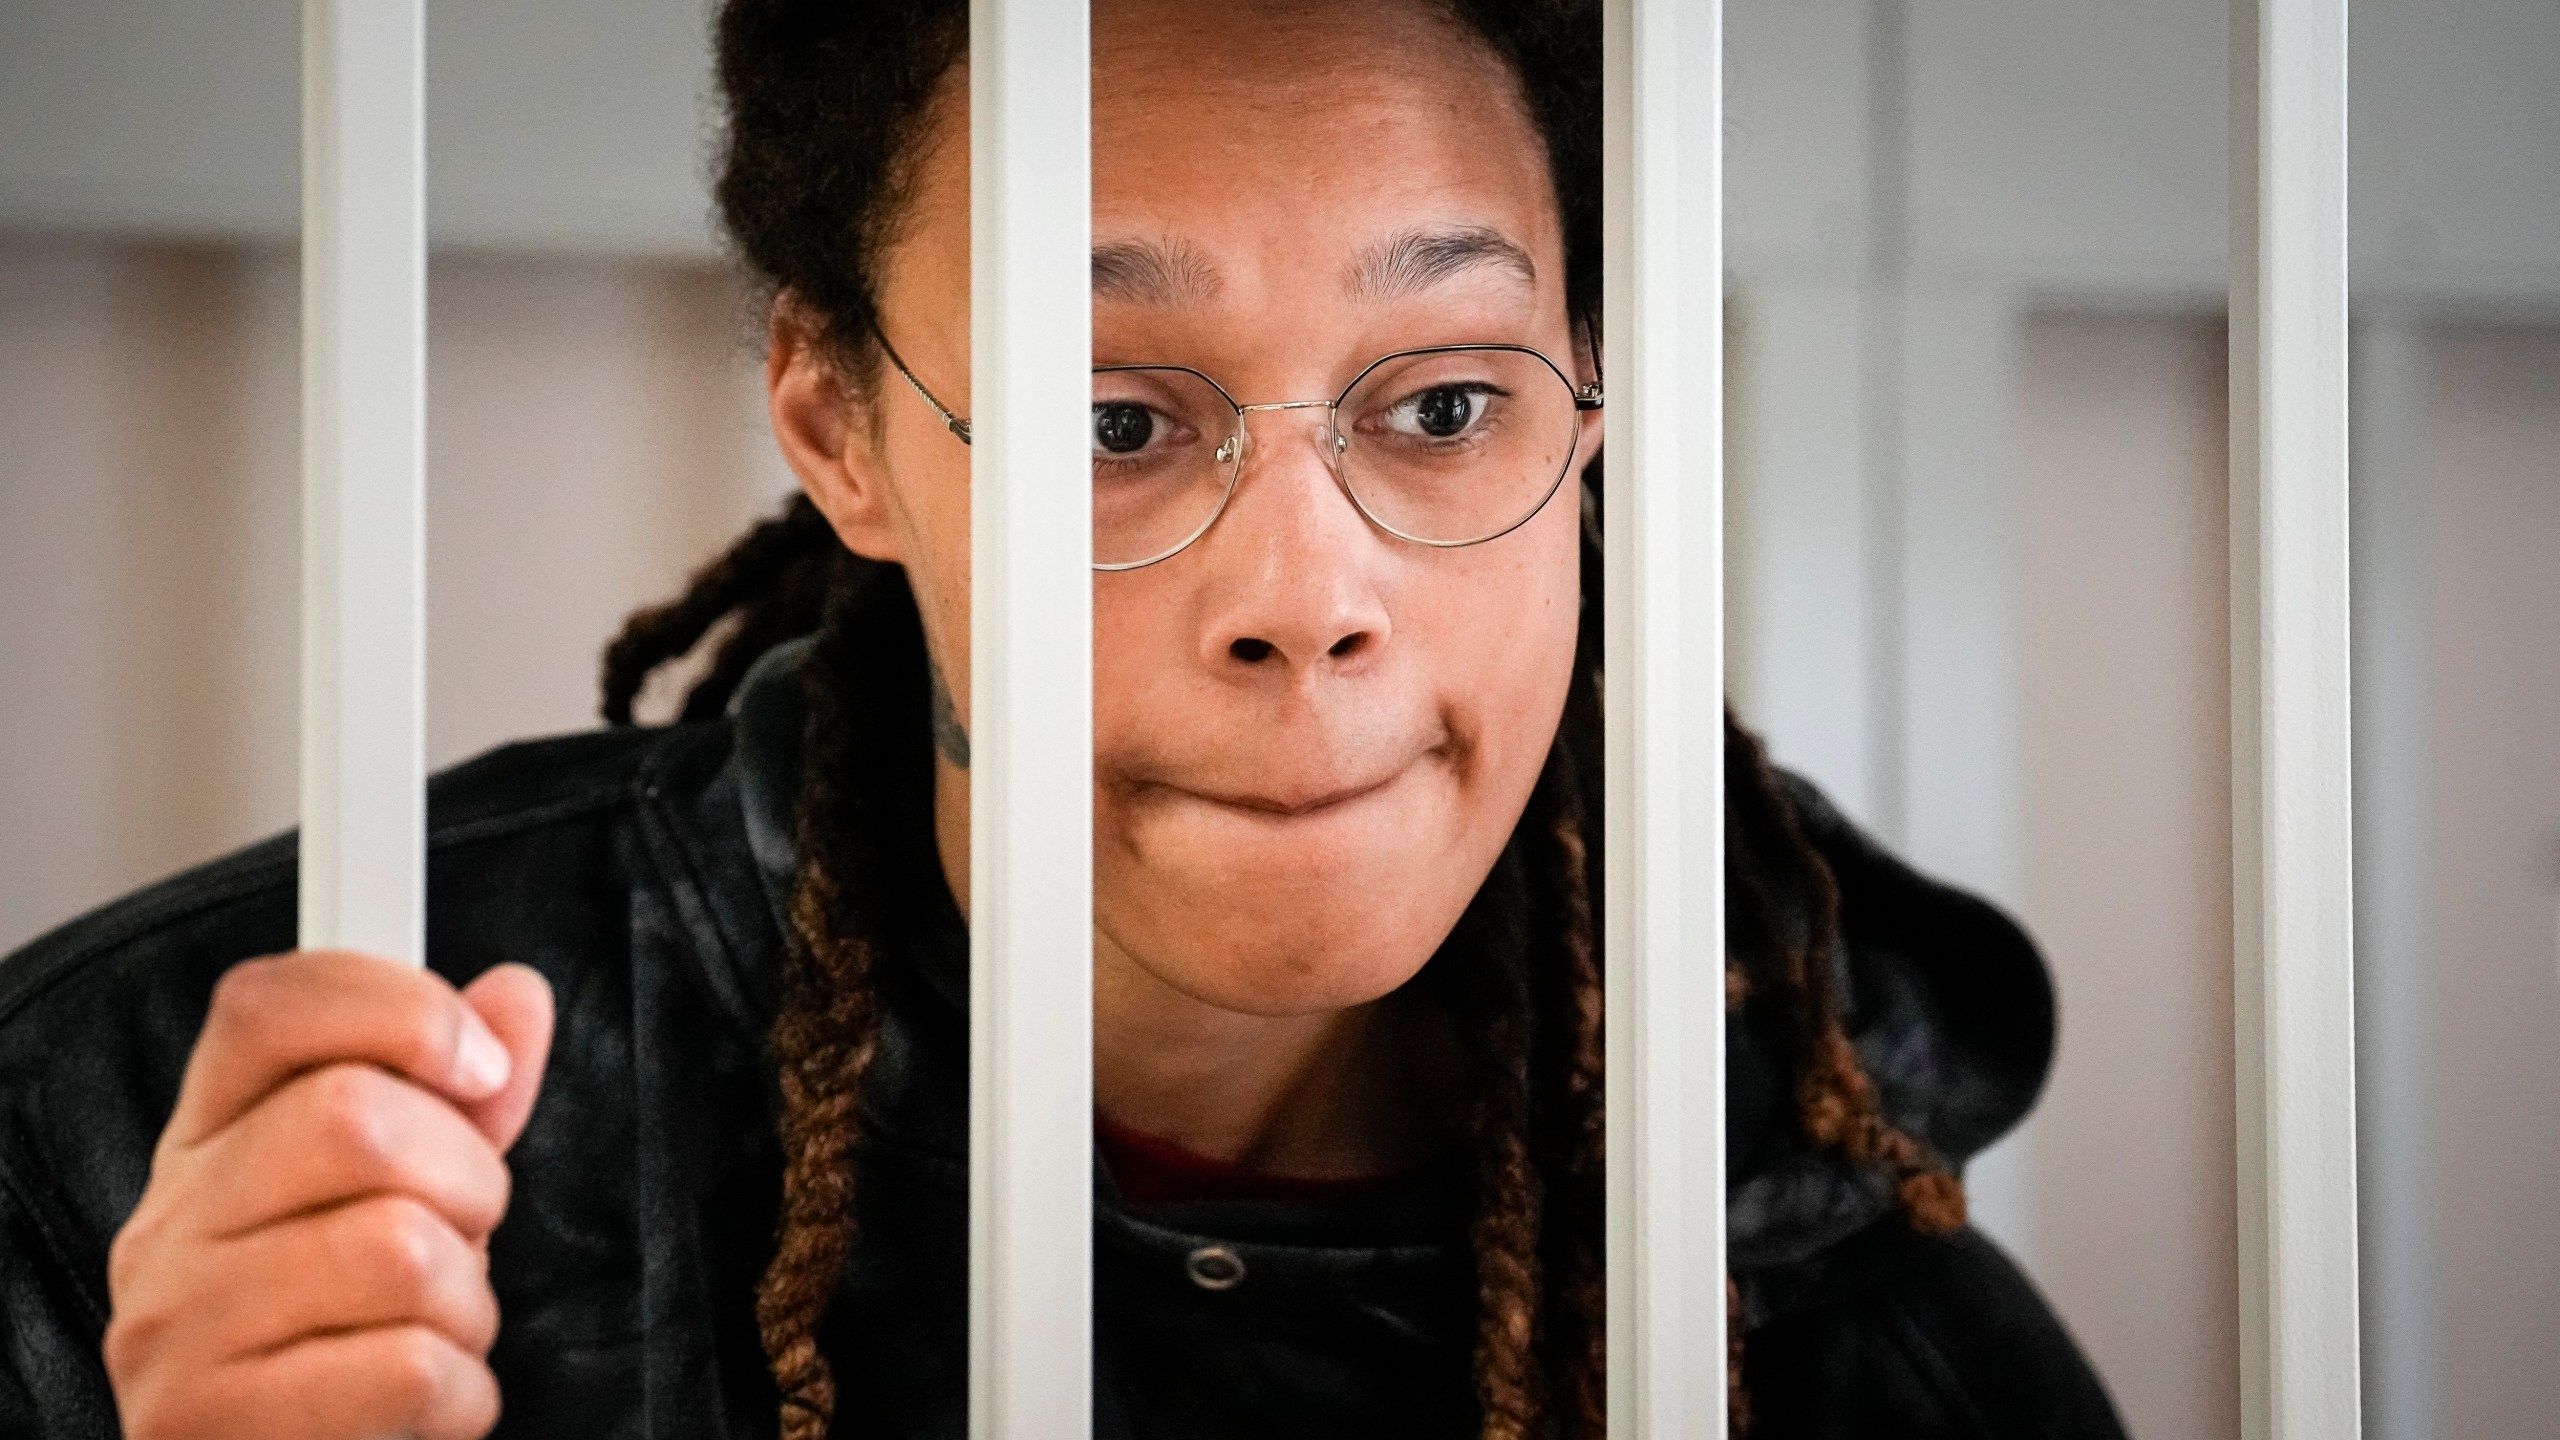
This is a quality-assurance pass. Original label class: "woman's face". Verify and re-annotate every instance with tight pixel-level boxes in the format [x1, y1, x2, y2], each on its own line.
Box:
[780, 0, 1593, 1020]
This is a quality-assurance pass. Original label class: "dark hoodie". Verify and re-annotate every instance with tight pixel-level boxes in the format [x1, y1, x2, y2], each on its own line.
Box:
[0, 644, 2124, 1438]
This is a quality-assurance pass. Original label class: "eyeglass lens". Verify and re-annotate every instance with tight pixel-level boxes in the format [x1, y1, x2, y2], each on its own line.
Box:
[1089, 347, 1581, 569]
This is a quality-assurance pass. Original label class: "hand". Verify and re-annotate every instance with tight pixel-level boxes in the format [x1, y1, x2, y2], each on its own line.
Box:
[104, 952, 555, 1440]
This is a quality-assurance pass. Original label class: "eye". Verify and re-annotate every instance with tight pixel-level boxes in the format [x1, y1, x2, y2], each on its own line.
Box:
[1092, 401, 1156, 455]
[1383, 384, 1495, 440]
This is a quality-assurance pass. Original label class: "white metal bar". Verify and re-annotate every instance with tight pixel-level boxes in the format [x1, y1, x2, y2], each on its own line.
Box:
[967, 0, 1092, 1437]
[1858, 0, 1911, 846]
[1602, 0, 1726, 1436]
[2229, 2, 2361, 1437]
[300, 0, 426, 965]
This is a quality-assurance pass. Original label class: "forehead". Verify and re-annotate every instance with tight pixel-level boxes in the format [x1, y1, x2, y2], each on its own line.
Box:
[1086, 0, 1560, 291]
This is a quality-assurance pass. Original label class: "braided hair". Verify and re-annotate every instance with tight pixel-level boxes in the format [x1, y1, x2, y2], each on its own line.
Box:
[602, 3, 1962, 1435]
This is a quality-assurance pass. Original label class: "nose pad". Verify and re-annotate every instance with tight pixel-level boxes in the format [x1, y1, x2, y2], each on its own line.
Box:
[1314, 422, 1348, 481]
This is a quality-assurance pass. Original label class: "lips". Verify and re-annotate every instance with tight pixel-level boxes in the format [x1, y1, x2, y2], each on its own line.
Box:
[1111, 729, 1456, 822]
[1177, 769, 1404, 818]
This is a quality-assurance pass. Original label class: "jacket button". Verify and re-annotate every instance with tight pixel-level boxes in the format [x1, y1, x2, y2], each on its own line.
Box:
[1184, 1245, 1246, 1292]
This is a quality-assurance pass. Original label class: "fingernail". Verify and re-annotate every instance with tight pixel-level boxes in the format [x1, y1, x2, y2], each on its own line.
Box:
[455, 1013, 512, 1094]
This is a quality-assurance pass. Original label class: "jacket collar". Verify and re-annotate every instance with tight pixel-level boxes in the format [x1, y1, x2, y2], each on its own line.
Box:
[729, 634, 817, 946]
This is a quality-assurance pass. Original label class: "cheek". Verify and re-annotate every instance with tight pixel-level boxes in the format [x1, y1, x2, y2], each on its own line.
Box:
[890, 460, 978, 706]
[1401, 489, 1586, 786]
[1416, 499, 1583, 882]
[1425, 497, 1583, 764]
[1090, 569, 1184, 725]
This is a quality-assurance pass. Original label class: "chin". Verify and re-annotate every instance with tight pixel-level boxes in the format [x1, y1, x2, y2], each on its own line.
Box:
[1111, 900, 1457, 1019]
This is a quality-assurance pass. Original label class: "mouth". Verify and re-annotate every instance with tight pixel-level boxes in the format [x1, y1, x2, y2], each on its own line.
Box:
[1119, 731, 1459, 825]
[1178, 770, 1405, 819]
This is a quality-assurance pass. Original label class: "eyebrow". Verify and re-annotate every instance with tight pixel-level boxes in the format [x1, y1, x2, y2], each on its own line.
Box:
[1091, 238, 1220, 305]
[1343, 226, 1538, 301]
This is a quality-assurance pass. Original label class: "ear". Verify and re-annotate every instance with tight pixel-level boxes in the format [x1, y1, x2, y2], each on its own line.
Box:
[767, 294, 906, 563]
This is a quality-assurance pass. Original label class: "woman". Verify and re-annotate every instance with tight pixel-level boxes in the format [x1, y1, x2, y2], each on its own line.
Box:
[0, 1, 2125, 1436]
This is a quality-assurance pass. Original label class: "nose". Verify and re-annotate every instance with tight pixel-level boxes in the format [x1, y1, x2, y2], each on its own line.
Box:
[1194, 412, 1392, 677]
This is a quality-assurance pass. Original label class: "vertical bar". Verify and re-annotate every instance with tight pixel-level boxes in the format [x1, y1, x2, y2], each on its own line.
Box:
[2230, 2, 2360, 1437]
[1602, 0, 1725, 1436]
[968, 1, 1092, 1437]
[1859, 0, 1911, 845]
[300, 0, 426, 965]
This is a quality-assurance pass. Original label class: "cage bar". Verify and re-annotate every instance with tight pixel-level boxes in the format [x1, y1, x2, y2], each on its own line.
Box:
[2229, 1, 2361, 1436]
[967, 1, 1094, 1438]
[1601, 0, 1727, 1436]
[299, 0, 426, 965]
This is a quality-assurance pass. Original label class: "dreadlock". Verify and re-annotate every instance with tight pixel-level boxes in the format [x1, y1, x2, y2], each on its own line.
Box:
[596, 3, 1964, 1436]
[600, 495, 838, 727]
[1723, 723, 1971, 1236]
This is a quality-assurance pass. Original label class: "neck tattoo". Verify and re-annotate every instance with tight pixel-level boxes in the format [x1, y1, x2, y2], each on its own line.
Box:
[929, 656, 971, 770]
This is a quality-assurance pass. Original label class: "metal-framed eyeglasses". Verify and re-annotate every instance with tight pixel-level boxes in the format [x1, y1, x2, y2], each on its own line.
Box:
[874, 323, 1605, 571]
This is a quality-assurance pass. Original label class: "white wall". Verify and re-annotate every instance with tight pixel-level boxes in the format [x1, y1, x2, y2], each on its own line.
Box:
[2417, 328, 2560, 1439]
[0, 239, 790, 957]
[2014, 313, 2240, 1439]
[0, 244, 299, 956]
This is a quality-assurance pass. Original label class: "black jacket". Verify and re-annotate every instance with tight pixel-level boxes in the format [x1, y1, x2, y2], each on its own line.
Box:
[0, 646, 2125, 1439]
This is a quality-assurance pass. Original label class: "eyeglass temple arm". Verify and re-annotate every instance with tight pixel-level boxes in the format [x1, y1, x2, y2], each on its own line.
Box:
[873, 317, 976, 445]
[1575, 343, 1605, 410]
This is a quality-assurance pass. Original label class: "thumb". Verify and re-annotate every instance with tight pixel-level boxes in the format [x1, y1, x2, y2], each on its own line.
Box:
[456, 963, 555, 1152]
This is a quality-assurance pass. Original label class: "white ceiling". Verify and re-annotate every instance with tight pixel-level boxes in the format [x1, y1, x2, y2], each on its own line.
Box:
[0, 0, 720, 255]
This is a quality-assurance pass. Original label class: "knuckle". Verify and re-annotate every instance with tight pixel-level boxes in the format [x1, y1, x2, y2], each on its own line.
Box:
[100, 1311, 148, 1385]
[458, 1131, 509, 1202]
[387, 995, 455, 1076]
[444, 1173, 505, 1244]
[206, 957, 290, 1044]
[377, 1326, 454, 1412]
[308, 1064, 396, 1161]
[105, 1205, 159, 1295]
[102, 1317, 186, 1439]
[435, 1363, 503, 1440]
[412, 1350, 500, 1440]
[482, 1158, 514, 1227]
[101, 1264, 177, 1383]
[356, 1196, 449, 1298]
[116, 1384, 182, 1440]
